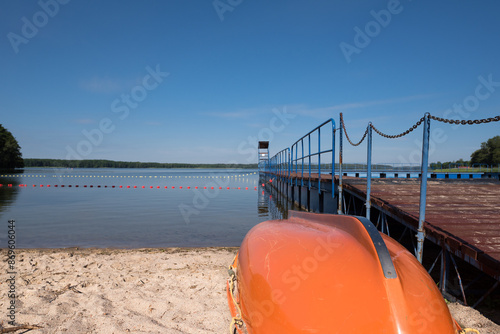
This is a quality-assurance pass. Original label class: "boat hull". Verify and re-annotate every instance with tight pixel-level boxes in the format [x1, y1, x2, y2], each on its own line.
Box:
[227, 211, 460, 333]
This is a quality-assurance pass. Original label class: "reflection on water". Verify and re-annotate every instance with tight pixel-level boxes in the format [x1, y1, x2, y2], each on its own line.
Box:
[0, 169, 23, 215]
[257, 177, 289, 220]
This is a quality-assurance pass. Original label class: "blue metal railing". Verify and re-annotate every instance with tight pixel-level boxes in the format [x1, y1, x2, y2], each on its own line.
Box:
[268, 148, 291, 184]
[266, 161, 499, 175]
[266, 119, 336, 196]
[258, 160, 268, 173]
[289, 119, 336, 196]
[339, 163, 421, 172]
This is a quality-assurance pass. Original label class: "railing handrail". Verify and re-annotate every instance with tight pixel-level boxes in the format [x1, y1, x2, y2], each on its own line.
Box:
[265, 118, 336, 195]
[290, 119, 336, 194]
[290, 118, 335, 148]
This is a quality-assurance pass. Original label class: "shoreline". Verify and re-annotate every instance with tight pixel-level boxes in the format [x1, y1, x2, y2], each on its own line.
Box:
[0, 246, 240, 253]
[1, 247, 498, 333]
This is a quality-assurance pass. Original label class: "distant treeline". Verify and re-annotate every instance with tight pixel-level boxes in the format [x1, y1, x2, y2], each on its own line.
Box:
[24, 159, 258, 169]
[430, 159, 470, 169]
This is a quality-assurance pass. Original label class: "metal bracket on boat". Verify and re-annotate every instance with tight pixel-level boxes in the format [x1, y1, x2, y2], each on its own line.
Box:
[355, 216, 398, 279]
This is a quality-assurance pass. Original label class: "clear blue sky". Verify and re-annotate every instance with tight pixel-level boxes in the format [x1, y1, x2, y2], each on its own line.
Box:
[1, 0, 499, 164]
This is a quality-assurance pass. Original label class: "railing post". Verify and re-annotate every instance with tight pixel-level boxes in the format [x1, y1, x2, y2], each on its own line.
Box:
[288, 148, 291, 186]
[308, 134, 311, 190]
[294, 144, 299, 187]
[318, 127, 321, 194]
[301, 139, 304, 187]
[417, 113, 430, 263]
[338, 118, 343, 214]
[331, 120, 335, 199]
[279, 151, 282, 181]
[366, 124, 372, 221]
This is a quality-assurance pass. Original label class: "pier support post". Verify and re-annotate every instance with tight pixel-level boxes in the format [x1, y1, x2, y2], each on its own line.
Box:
[331, 120, 336, 203]
[338, 118, 343, 214]
[366, 124, 372, 221]
[416, 113, 430, 263]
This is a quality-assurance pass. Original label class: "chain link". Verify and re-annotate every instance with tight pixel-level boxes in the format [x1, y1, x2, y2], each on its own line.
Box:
[341, 113, 499, 143]
[370, 116, 425, 139]
[340, 113, 368, 146]
[429, 114, 500, 125]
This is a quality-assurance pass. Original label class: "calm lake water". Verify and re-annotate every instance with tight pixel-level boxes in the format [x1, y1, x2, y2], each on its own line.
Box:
[0, 168, 287, 248]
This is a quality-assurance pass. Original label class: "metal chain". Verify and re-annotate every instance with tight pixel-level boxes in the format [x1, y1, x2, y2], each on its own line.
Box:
[341, 113, 499, 143]
[340, 113, 369, 146]
[429, 114, 500, 125]
[370, 116, 425, 139]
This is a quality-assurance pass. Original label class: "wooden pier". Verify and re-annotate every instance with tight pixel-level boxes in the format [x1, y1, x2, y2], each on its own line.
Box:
[264, 171, 500, 286]
[341, 177, 500, 281]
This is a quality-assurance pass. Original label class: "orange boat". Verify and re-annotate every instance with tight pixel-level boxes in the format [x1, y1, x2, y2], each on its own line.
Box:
[227, 211, 464, 333]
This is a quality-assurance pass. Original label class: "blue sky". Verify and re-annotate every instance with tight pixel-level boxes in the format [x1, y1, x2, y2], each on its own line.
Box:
[1, 0, 499, 164]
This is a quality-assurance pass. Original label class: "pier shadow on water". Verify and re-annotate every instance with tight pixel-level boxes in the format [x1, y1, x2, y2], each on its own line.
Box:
[257, 181, 289, 221]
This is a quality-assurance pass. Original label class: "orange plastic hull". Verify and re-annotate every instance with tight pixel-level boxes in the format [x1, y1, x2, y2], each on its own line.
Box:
[227, 211, 461, 333]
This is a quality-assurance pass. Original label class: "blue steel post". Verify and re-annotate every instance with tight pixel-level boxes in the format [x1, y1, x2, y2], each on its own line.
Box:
[366, 124, 372, 221]
[295, 144, 298, 187]
[288, 149, 291, 187]
[301, 139, 304, 187]
[416, 113, 430, 263]
[308, 134, 311, 190]
[283, 150, 286, 187]
[331, 120, 335, 198]
[318, 127, 321, 194]
[284, 150, 287, 191]
[278, 151, 281, 183]
[291, 146, 294, 186]
[338, 118, 343, 214]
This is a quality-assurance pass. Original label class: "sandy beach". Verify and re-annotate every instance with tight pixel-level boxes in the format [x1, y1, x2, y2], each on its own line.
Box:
[1, 248, 498, 334]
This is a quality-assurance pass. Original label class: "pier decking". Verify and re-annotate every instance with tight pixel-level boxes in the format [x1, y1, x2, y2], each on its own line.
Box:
[266, 171, 500, 281]
[341, 178, 500, 281]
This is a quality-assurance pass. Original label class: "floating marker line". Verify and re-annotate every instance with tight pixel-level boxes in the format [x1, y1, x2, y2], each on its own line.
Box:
[1, 184, 258, 190]
[0, 172, 258, 179]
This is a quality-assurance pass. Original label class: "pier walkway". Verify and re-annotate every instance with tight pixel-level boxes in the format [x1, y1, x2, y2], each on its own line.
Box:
[342, 178, 500, 281]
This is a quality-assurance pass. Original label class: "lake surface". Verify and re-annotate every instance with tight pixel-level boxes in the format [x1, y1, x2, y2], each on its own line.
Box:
[0, 168, 287, 248]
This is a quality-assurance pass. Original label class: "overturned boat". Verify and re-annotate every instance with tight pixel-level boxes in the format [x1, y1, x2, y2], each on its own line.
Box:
[227, 211, 463, 333]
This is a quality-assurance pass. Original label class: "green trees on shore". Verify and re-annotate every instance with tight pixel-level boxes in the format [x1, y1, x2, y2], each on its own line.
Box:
[470, 136, 500, 165]
[0, 124, 24, 170]
[23, 159, 257, 169]
[430, 136, 500, 168]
